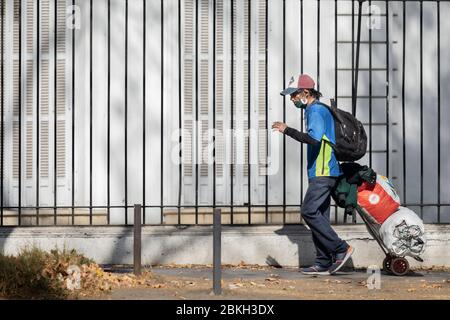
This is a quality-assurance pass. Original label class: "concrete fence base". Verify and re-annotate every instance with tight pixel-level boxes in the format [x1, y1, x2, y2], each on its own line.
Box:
[0, 224, 449, 268]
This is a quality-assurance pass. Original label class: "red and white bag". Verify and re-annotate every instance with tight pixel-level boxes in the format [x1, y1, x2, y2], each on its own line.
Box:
[357, 175, 400, 224]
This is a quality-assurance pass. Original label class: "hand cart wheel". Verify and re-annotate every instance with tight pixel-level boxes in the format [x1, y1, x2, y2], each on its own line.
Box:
[382, 256, 393, 274]
[390, 257, 410, 276]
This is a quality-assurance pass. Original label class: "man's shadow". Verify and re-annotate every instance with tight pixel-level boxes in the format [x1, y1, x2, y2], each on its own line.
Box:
[269, 224, 355, 271]
[268, 224, 315, 268]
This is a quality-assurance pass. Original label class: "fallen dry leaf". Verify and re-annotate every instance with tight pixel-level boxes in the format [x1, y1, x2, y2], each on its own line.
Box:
[249, 281, 265, 287]
[265, 277, 279, 282]
[228, 284, 241, 290]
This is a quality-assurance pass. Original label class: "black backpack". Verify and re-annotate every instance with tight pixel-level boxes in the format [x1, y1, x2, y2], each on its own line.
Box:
[325, 99, 367, 162]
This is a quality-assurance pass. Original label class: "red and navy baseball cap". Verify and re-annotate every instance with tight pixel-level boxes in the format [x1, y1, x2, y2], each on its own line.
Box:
[280, 74, 315, 96]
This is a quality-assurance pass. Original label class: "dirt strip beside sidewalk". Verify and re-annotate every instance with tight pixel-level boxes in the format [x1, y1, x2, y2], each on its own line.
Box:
[91, 266, 450, 300]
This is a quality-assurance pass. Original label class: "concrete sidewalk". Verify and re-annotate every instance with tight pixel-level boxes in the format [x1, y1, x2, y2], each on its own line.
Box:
[3, 225, 449, 268]
[94, 266, 450, 300]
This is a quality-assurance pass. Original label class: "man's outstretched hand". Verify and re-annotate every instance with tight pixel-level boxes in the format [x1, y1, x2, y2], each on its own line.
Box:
[272, 121, 287, 133]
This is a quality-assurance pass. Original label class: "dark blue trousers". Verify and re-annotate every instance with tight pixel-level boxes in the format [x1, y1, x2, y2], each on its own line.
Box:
[301, 176, 348, 268]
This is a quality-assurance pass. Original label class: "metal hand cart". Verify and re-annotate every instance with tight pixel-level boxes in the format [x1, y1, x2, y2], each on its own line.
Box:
[354, 205, 423, 276]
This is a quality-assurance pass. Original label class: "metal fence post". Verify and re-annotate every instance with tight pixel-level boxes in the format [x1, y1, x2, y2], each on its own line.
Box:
[213, 208, 222, 295]
[134, 204, 142, 276]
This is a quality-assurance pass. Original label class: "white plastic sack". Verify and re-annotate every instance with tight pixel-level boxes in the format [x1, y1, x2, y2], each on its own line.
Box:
[379, 206, 426, 257]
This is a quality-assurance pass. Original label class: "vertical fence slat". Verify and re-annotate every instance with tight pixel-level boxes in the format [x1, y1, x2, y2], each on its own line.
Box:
[369, 0, 373, 168]
[437, 0, 441, 223]
[402, 0, 406, 206]
[143, 0, 147, 225]
[213, 0, 216, 211]
[282, 0, 286, 224]
[350, 0, 354, 120]
[36, 0, 41, 225]
[19, 0, 23, 225]
[71, 0, 75, 225]
[419, 1, 423, 218]
[385, 0, 390, 179]
[333, 0, 337, 224]
[160, 0, 164, 224]
[89, 0, 93, 225]
[53, 0, 58, 225]
[230, 0, 234, 225]
[353, 0, 362, 117]
[0, 0, 4, 226]
[247, 0, 251, 224]
[195, 0, 198, 225]
[345, 0, 355, 225]
[177, 0, 181, 225]
[317, 0, 320, 91]
[125, 0, 129, 224]
[265, 0, 268, 224]
[107, 0, 111, 225]
[300, 0, 304, 225]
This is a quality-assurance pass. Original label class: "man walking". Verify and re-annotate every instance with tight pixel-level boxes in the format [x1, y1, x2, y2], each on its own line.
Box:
[272, 74, 354, 275]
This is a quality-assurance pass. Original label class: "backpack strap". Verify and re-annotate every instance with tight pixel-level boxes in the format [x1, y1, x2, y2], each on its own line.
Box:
[330, 98, 337, 109]
[325, 99, 343, 124]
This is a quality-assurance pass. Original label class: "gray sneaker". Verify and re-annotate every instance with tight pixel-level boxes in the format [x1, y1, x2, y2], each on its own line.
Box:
[329, 245, 355, 274]
[300, 265, 331, 275]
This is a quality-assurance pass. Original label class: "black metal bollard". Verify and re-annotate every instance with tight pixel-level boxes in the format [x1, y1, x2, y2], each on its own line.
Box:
[134, 204, 142, 276]
[213, 208, 222, 295]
